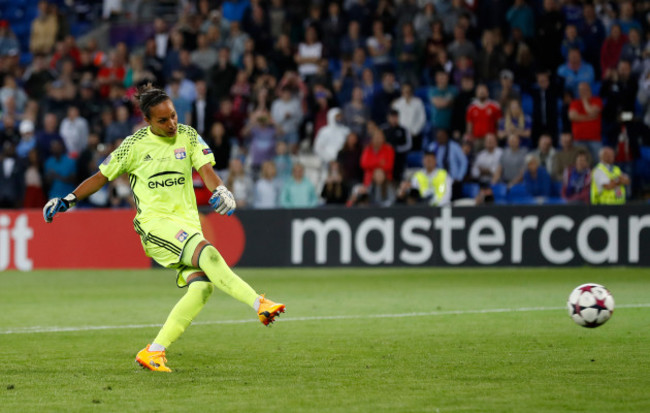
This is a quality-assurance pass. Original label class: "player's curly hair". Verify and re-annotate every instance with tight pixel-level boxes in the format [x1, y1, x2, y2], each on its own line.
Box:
[135, 83, 170, 119]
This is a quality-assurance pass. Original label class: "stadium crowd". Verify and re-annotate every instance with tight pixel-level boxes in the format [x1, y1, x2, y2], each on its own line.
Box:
[0, 0, 649, 209]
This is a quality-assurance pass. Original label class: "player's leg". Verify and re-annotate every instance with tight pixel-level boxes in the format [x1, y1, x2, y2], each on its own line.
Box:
[190, 240, 285, 326]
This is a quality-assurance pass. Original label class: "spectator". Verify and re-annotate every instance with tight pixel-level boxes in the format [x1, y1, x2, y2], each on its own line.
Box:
[23, 55, 56, 101]
[551, 132, 591, 181]
[620, 28, 644, 75]
[617, 1, 642, 35]
[280, 163, 318, 208]
[579, 2, 606, 78]
[273, 140, 292, 181]
[321, 2, 346, 57]
[207, 122, 231, 174]
[1, 115, 20, 147]
[30, 0, 59, 55]
[97, 50, 126, 99]
[476, 30, 506, 87]
[523, 154, 552, 198]
[342, 86, 370, 138]
[152, 18, 169, 60]
[0, 76, 28, 115]
[59, 106, 89, 158]
[225, 21, 249, 65]
[494, 69, 521, 110]
[16, 120, 36, 159]
[471, 133, 503, 184]
[391, 83, 426, 148]
[188, 80, 216, 137]
[242, 111, 276, 171]
[214, 97, 245, 145]
[270, 34, 297, 78]
[361, 129, 395, 186]
[337, 132, 363, 184]
[561, 150, 591, 203]
[590, 146, 629, 205]
[492, 134, 528, 187]
[366, 168, 396, 206]
[413, 4, 438, 41]
[428, 70, 457, 134]
[209, 48, 238, 102]
[367, 20, 393, 74]
[600, 24, 628, 79]
[295, 26, 322, 81]
[427, 128, 467, 186]
[44, 140, 75, 199]
[532, 134, 556, 173]
[600, 60, 638, 147]
[498, 99, 532, 147]
[0, 20, 19, 57]
[560, 24, 584, 59]
[225, 158, 254, 208]
[105, 106, 132, 145]
[36, 113, 64, 160]
[381, 109, 411, 182]
[321, 161, 349, 205]
[371, 71, 400, 123]
[340, 20, 365, 57]
[557, 48, 595, 96]
[253, 160, 281, 209]
[447, 24, 477, 63]
[271, 87, 303, 150]
[569, 82, 603, 161]
[395, 23, 421, 86]
[0, 142, 22, 208]
[22, 149, 46, 208]
[410, 151, 453, 206]
[536, 0, 565, 71]
[465, 84, 502, 151]
[451, 75, 475, 140]
[314, 108, 351, 166]
[506, 0, 535, 39]
[531, 70, 559, 144]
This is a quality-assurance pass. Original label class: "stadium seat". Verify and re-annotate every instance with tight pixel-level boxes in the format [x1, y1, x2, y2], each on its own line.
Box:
[640, 146, 650, 161]
[406, 151, 423, 168]
[521, 93, 533, 116]
[491, 183, 507, 202]
[551, 180, 563, 197]
[461, 182, 480, 199]
[543, 197, 566, 205]
[507, 183, 535, 204]
[415, 86, 429, 103]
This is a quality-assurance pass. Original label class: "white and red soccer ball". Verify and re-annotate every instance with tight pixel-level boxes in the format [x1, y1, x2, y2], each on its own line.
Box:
[567, 283, 615, 328]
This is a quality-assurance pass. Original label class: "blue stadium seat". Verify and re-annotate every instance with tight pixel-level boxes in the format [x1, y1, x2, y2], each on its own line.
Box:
[507, 183, 535, 204]
[461, 182, 480, 199]
[491, 183, 507, 202]
[406, 151, 423, 168]
[521, 93, 533, 116]
[551, 180, 563, 197]
[640, 146, 650, 161]
[543, 197, 566, 205]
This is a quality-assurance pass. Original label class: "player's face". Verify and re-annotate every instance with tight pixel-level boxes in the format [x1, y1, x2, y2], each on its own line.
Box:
[147, 99, 178, 138]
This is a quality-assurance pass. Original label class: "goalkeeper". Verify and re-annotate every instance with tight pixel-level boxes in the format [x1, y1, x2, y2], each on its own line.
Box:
[43, 84, 285, 373]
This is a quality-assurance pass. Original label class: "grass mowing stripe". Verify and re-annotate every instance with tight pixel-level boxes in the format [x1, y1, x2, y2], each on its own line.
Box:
[2, 303, 649, 335]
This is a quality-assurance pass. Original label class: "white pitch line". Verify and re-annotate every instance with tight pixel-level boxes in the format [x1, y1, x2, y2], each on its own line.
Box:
[2, 303, 650, 335]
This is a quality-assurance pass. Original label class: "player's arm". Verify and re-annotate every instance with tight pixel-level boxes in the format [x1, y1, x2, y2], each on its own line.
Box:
[197, 162, 236, 216]
[43, 171, 109, 223]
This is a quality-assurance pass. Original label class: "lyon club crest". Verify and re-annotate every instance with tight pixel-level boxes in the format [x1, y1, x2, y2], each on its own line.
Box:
[175, 147, 187, 160]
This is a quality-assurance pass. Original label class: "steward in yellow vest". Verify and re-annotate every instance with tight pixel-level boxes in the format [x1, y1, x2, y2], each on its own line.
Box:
[410, 151, 453, 206]
[590, 147, 629, 205]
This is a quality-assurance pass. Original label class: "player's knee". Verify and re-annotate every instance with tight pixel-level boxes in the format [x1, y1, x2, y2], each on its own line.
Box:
[188, 277, 214, 300]
[200, 245, 222, 265]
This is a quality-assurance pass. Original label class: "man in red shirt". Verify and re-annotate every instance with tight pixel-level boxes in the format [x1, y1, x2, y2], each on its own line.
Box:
[360, 129, 395, 186]
[465, 84, 502, 151]
[569, 81, 603, 162]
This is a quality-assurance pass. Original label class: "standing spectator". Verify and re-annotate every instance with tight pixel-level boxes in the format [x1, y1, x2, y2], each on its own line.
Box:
[569, 82, 603, 161]
[0, 20, 19, 57]
[395, 23, 421, 86]
[413, 4, 438, 41]
[152, 18, 169, 59]
[105, 106, 132, 145]
[270, 35, 297, 78]
[465, 84, 502, 151]
[295, 26, 322, 81]
[557, 48, 595, 96]
[360, 129, 395, 186]
[366, 20, 393, 74]
[271, 87, 303, 150]
[225, 158, 254, 209]
[472, 133, 503, 184]
[30, 0, 59, 55]
[75, 133, 102, 185]
[321, 161, 349, 205]
[590, 147, 629, 205]
[532, 134, 556, 173]
[498, 99, 532, 147]
[167, 77, 192, 124]
[273, 140, 292, 181]
[36, 113, 64, 161]
[427, 129, 467, 188]
[371, 71, 400, 123]
[476, 30, 506, 88]
[600, 60, 638, 147]
[381, 109, 411, 182]
[214, 97, 245, 145]
[523, 154, 552, 198]
[337, 132, 363, 184]
[579, 2, 606, 78]
[23, 55, 56, 100]
[189, 80, 216, 137]
[0, 142, 22, 208]
[620, 28, 644, 75]
[506, 0, 535, 39]
[321, 2, 346, 58]
[1, 116, 20, 147]
[207, 123, 231, 174]
[242, 111, 276, 171]
[280, 163, 318, 208]
[0, 76, 28, 115]
[342, 86, 370, 138]
[253, 160, 281, 209]
[531, 70, 559, 144]
[59, 106, 89, 158]
[447, 24, 477, 63]
[16, 120, 37, 159]
[428, 70, 457, 134]
[22, 149, 46, 208]
[494, 69, 521, 110]
[551, 132, 591, 181]
[96, 50, 126, 98]
[340, 21, 365, 57]
[410, 151, 453, 206]
[560, 24, 584, 59]
[600, 24, 628, 79]
[190, 33, 219, 73]
[314, 108, 350, 166]
[451, 75, 475, 140]
[44, 140, 75, 199]
[561, 151, 591, 203]
[616, 1, 642, 35]
[492, 134, 528, 187]
[536, 0, 565, 71]
[209, 48, 238, 102]
[391, 83, 426, 149]
[225, 21, 249, 65]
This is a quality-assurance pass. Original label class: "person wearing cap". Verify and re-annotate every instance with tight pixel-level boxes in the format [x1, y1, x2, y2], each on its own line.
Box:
[410, 150, 453, 206]
[16, 120, 37, 159]
[495, 69, 521, 109]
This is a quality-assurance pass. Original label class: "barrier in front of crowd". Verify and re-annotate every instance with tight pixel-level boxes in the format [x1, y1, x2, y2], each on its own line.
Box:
[1, 205, 649, 271]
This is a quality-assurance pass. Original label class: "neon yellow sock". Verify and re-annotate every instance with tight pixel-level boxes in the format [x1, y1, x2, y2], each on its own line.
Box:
[153, 281, 214, 348]
[198, 245, 258, 308]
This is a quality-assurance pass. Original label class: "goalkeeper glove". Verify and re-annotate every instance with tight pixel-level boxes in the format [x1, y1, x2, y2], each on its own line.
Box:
[43, 193, 77, 223]
[209, 185, 236, 216]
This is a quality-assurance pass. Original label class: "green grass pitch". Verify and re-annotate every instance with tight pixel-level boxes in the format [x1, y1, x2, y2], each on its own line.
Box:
[1, 267, 649, 412]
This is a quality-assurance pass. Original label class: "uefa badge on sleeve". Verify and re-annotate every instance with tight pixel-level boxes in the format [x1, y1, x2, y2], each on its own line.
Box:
[175, 147, 187, 160]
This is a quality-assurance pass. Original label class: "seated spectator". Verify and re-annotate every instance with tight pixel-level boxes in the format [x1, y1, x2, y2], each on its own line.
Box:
[59, 106, 89, 158]
[360, 129, 395, 186]
[551, 132, 591, 181]
[492, 134, 528, 187]
[568, 82, 603, 161]
[498, 99, 532, 147]
[465, 84, 502, 151]
[600, 24, 627, 78]
[472, 133, 503, 184]
[427, 129, 467, 186]
[337, 132, 363, 184]
[365, 168, 396, 207]
[22, 149, 46, 208]
[271, 87, 303, 150]
[523, 154, 553, 198]
[273, 141, 293, 181]
[295, 26, 322, 80]
[381, 109, 411, 182]
[321, 161, 349, 205]
[557, 48, 595, 96]
[590, 146, 629, 205]
[16, 120, 36, 159]
[494, 69, 521, 110]
[44, 140, 76, 199]
[254, 161, 281, 209]
[0, 142, 22, 208]
[343, 86, 370, 139]
[225, 158, 254, 208]
[105, 106, 132, 145]
[314, 108, 350, 166]
[0, 76, 28, 115]
[410, 151, 453, 206]
[0, 20, 19, 58]
[242, 111, 276, 171]
[0, 115, 19, 147]
[562, 150, 591, 203]
[428, 70, 457, 133]
[532, 134, 556, 172]
[280, 163, 318, 208]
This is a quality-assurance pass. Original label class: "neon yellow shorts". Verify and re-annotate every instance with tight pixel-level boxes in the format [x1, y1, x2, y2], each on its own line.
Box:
[133, 218, 204, 287]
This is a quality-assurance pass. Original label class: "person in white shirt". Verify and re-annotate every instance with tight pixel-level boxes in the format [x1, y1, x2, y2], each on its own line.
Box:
[59, 105, 89, 158]
[391, 83, 426, 139]
[254, 160, 282, 209]
[270, 87, 303, 148]
[471, 133, 503, 184]
[295, 26, 322, 79]
[313, 108, 350, 165]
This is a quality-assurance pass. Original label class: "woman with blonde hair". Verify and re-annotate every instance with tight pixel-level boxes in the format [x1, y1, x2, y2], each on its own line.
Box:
[498, 98, 532, 147]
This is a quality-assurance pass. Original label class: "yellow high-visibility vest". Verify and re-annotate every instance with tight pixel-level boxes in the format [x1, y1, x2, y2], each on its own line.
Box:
[413, 169, 448, 205]
[590, 163, 626, 205]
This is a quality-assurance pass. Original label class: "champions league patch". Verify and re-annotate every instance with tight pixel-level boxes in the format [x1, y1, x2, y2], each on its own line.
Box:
[175, 230, 189, 242]
[175, 147, 187, 160]
[202, 148, 212, 155]
[101, 154, 112, 165]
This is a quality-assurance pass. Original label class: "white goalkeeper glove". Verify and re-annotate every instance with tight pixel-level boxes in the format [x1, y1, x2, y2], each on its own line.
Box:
[208, 185, 236, 216]
[43, 193, 77, 223]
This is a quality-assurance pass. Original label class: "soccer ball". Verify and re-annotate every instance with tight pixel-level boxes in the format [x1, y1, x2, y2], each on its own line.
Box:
[567, 283, 615, 328]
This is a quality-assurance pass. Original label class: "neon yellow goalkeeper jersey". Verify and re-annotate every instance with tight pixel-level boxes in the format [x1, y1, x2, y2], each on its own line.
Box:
[99, 124, 215, 229]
